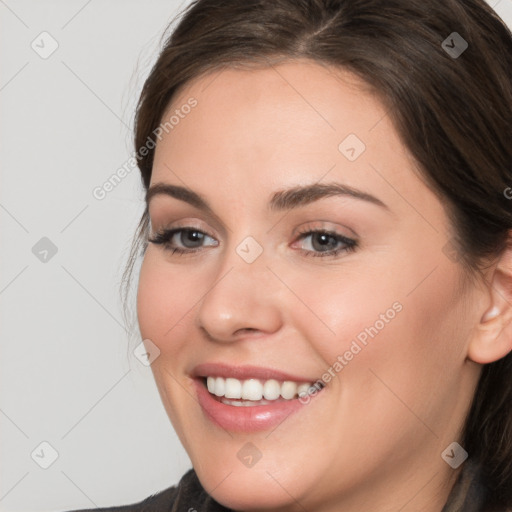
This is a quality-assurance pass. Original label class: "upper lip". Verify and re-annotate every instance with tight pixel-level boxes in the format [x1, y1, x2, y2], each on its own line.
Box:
[192, 362, 319, 383]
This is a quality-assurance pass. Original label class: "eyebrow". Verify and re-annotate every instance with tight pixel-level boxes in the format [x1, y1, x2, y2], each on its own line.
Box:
[145, 182, 390, 214]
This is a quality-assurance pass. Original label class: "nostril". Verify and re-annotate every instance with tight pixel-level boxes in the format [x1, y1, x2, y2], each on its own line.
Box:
[237, 327, 257, 335]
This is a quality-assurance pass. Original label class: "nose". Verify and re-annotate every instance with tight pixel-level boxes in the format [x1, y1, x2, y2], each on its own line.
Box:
[196, 243, 283, 343]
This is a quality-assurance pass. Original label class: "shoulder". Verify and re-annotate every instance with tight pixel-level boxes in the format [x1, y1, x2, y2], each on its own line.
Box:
[63, 469, 230, 512]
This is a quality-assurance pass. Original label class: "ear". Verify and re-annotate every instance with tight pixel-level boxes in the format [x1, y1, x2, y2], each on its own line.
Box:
[468, 238, 512, 364]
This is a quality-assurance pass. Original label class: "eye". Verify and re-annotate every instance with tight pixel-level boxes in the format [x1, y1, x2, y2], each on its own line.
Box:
[294, 228, 358, 258]
[148, 225, 358, 259]
[148, 227, 218, 255]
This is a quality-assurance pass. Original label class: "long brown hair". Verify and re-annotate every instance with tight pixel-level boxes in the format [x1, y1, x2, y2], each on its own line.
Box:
[122, 0, 512, 507]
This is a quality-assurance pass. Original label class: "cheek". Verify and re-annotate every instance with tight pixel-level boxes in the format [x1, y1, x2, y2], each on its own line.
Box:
[287, 248, 467, 417]
[282, 261, 405, 369]
[297, 234, 464, 368]
[136, 253, 200, 431]
[136, 253, 163, 341]
[136, 251, 196, 349]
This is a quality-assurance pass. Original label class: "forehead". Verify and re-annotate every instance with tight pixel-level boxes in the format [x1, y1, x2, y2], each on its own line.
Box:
[148, 59, 442, 230]
[164, 59, 382, 136]
[152, 59, 405, 175]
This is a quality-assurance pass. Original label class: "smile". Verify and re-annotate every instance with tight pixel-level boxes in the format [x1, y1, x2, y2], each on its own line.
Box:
[206, 376, 321, 405]
[193, 364, 326, 432]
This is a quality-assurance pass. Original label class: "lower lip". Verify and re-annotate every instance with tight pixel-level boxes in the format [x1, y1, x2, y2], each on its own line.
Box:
[194, 379, 322, 433]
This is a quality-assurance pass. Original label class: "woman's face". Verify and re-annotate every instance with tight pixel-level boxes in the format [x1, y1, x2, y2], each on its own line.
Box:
[137, 60, 486, 511]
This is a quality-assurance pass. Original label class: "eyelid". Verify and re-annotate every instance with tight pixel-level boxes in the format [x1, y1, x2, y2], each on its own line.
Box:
[147, 205, 230, 239]
[292, 220, 358, 238]
[149, 219, 213, 237]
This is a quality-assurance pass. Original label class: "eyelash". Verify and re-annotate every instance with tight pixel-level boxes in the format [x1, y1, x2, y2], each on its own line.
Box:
[148, 226, 358, 258]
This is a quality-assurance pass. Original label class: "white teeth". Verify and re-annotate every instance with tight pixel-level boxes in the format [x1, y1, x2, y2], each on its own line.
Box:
[225, 377, 242, 399]
[297, 383, 310, 396]
[222, 398, 273, 407]
[281, 381, 297, 400]
[242, 379, 263, 400]
[205, 376, 321, 402]
[214, 376, 225, 397]
[263, 379, 281, 400]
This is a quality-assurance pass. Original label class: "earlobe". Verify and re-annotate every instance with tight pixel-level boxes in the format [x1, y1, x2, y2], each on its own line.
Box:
[480, 305, 500, 323]
[467, 245, 512, 365]
[469, 307, 512, 365]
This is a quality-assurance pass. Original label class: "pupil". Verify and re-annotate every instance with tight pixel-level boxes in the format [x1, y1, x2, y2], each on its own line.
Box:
[314, 233, 334, 251]
[184, 230, 202, 247]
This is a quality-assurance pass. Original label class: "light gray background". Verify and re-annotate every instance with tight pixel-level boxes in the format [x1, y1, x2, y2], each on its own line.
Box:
[1, 1, 511, 511]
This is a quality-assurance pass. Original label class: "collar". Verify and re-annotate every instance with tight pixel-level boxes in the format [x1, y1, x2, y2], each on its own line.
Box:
[441, 459, 488, 512]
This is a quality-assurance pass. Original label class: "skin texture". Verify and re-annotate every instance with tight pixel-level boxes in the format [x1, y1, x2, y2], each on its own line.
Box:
[136, 59, 510, 512]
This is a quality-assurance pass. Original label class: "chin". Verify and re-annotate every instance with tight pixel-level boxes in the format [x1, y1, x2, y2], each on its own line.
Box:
[200, 470, 299, 512]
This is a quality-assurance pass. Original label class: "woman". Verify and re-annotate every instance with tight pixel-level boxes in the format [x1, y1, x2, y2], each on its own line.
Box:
[69, 0, 512, 510]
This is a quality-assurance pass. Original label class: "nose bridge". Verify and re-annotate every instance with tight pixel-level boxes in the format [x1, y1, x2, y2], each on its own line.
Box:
[195, 232, 282, 341]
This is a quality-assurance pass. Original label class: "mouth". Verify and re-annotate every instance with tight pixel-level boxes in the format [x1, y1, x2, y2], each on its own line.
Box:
[204, 376, 323, 406]
[192, 363, 326, 432]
